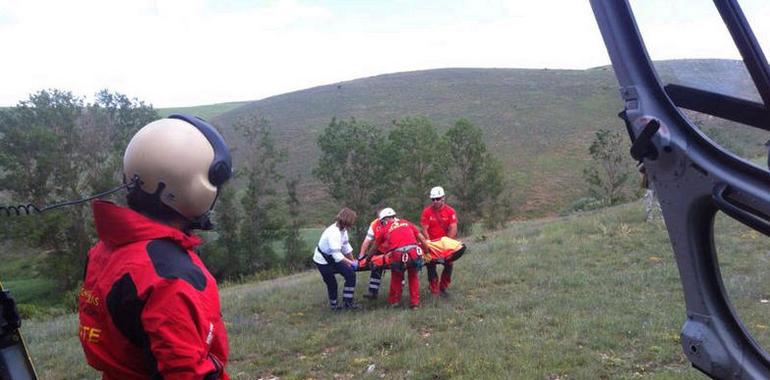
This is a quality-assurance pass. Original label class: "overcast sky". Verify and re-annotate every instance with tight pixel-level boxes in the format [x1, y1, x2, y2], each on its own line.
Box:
[0, 0, 768, 107]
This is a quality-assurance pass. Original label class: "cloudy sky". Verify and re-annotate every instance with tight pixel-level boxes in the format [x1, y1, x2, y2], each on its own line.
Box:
[0, 0, 768, 107]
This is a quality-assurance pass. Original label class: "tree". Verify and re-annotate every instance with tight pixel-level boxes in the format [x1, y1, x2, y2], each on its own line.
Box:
[385, 116, 448, 222]
[284, 178, 310, 270]
[445, 119, 510, 234]
[200, 184, 241, 280]
[583, 129, 633, 206]
[0, 89, 158, 290]
[314, 118, 389, 242]
[480, 158, 511, 230]
[237, 117, 287, 273]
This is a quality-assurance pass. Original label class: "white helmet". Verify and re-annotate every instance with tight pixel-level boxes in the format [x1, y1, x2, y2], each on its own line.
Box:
[123, 114, 232, 228]
[378, 207, 396, 220]
[429, 186, 445, 199]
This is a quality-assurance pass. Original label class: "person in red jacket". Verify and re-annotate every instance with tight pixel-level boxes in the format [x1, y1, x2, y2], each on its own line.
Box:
[78, 114, 232, 380]
[375, 208, 429, 309]
[421, 186, 458, 297]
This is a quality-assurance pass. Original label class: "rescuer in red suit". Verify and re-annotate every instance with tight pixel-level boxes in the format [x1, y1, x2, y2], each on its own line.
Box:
[420, 186, 458, 297]
[78, 114, 232, 379]
[375, 208, 429, 309]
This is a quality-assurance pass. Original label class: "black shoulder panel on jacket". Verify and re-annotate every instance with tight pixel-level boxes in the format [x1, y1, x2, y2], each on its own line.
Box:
[147, 239, 207, 291]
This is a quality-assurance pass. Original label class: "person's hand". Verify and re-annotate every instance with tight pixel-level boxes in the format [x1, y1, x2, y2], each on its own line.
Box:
[350, 260, 359, 270]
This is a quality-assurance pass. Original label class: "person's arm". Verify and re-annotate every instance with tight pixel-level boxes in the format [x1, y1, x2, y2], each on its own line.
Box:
[448, 209, 458, 238]
[359, 237, 373, 259]
[142, 281, 227, 379]
[324, 228, 347, 263]
[420, 208, 430, 237]
[359, 224, 375, 259]
[416, 231, 429, 248]
[342, 256, 358, 269]
[343, 230, 355, 259]
[448, 222, 457, 239]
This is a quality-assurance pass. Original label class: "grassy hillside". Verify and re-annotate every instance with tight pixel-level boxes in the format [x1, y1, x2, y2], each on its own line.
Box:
[212, 67, 623, 219]
[206, 60, 765, 220]
[157, 101, 250, 121]
[23, 201, 770, 379]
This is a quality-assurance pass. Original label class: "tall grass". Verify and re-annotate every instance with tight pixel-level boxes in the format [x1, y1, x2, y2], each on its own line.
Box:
[25, 201, 770, 379]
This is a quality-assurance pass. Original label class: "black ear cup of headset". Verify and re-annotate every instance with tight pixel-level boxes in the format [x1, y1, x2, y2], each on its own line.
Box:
[168, 114, 233, 187]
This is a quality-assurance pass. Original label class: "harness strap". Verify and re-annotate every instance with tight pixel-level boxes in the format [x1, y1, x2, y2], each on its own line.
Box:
[317, 245, 337, 265]
[392, 244, 419, 253]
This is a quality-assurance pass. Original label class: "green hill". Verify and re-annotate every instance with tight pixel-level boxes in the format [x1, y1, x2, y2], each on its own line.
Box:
[203, 59, 764, 219]
[157, 101, 250, 121]
[210, 67, 622, 218]
[24, 201, 770, 378]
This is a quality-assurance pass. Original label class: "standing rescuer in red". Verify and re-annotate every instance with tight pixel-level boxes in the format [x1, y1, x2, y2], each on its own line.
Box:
[375, 208, 429, 309]
[78, 114, 232, 380]
[421, 186, 458, 297]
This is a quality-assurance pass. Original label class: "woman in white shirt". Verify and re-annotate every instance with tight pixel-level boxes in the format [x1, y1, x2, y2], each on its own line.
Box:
[313, 208, 360, 310]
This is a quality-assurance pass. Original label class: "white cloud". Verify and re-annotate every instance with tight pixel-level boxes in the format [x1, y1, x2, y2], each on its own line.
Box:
[0, 1, 767, 107]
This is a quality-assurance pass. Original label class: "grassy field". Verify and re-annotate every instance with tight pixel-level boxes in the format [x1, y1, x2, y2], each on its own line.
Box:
[24, 200, 770, 379]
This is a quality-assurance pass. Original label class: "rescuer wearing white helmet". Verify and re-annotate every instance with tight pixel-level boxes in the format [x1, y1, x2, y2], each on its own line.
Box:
[79, 114, 231, 379]
[373, 207, 429, 309]
[429, 186, 445, 199]
[421, 186, 458, 297]
[379, 207, 396, 220]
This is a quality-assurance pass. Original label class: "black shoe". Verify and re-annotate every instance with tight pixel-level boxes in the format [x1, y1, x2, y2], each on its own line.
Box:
[409, 304, 420, 310]
[363, 293, 378, 300]
[343, 302, 361, 310]
[330, 304, 341, 311]
[440, 289, 450, 298]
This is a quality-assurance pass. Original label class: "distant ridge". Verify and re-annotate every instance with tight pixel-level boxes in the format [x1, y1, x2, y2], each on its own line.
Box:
[197, 59, 760, 219]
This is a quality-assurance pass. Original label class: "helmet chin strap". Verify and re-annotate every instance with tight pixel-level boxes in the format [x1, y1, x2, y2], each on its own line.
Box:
[189, 212, 215, 231]
[188, 189, 221, 231]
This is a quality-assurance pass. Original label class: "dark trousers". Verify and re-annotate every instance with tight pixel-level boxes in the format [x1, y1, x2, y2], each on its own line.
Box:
[315, 261, 356, 306]
[426, 261, 453, 293]
[368, 267, 383, 295]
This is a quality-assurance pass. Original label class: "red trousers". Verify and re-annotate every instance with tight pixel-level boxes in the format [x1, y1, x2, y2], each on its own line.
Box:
[389, 267, 420, 306]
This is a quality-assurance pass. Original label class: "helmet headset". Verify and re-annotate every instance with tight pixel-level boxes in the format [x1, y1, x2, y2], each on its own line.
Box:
[124, 114, 232, 230]
[167, 114, 232, 187]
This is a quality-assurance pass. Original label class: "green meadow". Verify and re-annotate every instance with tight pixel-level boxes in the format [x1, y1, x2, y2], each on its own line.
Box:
[19, 201, 770, 379]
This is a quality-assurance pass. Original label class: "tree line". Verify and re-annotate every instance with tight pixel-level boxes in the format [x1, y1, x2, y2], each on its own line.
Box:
[0, 90, 511, 306]
[313, 116, 511, 244]
[0, 88, 640, 311]
[204, 115, 512, 279]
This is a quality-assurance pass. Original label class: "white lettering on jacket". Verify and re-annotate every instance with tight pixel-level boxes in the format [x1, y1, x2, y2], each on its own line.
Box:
[206, 322, 214, 346]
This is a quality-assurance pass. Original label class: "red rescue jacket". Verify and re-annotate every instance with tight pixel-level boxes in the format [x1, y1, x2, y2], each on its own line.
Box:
[369, 218, 388, 254]
[78, 200, 229, 380]
[375, 218, 421, 250]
